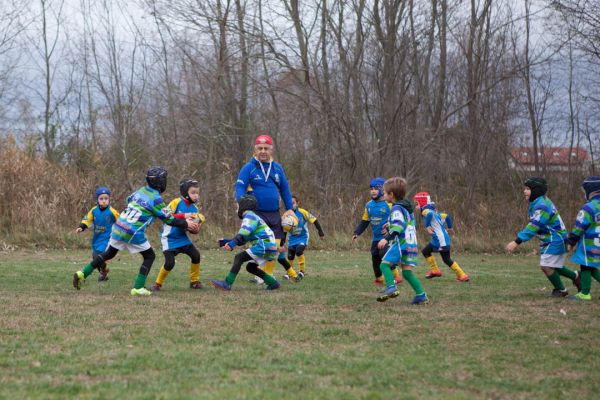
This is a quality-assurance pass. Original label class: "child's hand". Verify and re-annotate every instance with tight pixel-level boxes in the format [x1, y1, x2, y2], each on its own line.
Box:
[278, 245, 286, 253]
[505, 241, 518, 252]
[382, 223, 389, 235]
[352, 234, 359, 241]
[447, 228, 455, 236]
[319, 235, 325, 240]
[224, 243, 233, 251]
[426, 227, 434, 235]
[75, 227, 83, 233]
[377, 239, 388, 249]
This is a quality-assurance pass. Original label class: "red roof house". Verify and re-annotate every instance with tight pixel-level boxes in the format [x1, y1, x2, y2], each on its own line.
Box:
[510, 147, 590, 171]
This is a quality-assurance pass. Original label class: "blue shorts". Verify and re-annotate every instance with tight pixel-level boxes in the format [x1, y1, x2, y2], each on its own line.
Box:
[382, 241, 418, 267]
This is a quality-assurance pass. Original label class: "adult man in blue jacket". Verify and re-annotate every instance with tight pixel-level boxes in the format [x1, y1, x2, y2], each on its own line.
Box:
[235, 134, 301, 281]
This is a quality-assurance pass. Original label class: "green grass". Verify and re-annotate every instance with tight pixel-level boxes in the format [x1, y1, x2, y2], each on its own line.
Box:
[1, 249, 599, 399]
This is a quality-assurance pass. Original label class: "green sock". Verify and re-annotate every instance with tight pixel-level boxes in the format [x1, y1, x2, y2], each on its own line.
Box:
[133, 273, 147, 289]
[402, 269, 424, 295]
[546, 271, 565, 291]
[82, 263, 94, 278]
[591, 268, 600, 283]
[263, 274, 277, 286]
[580, 270, 592, 295]
[557, 266, 577, 280]
[380, 263, 395, 286]
[225, 272, 237, 285]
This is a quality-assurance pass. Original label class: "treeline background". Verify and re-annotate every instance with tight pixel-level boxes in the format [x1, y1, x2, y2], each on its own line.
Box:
[0, 0, 598, 252]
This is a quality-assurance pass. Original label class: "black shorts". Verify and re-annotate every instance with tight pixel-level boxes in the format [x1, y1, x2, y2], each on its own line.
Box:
[255, 210, 284, 240]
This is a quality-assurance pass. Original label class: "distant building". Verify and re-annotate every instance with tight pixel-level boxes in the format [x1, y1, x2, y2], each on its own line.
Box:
[509, 146, 590, 171]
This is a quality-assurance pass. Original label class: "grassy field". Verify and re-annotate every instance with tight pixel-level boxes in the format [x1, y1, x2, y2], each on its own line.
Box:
[1, 249, 599, 399]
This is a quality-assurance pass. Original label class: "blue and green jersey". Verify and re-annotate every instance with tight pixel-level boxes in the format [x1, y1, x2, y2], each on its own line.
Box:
[517, 196, 567, 255]
[231, 211, 278, 260]
[112, 186, 176, 245]
[570, 195, 600, 267]
[388, 203, 419, 262]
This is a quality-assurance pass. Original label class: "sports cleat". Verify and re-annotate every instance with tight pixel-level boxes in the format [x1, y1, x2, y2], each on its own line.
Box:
[190, 281, 203, 289]
[150, 283, 162, 292]
[425, 271, 443, 279]
[248, 277, 264, 285]
[298, 271, 305, 279]
[573, 271, 581, 292]
[551, 289, 569, 298]
[373, 279, 384, 286]
[411, 293, 429, 305]
[569, 292, 592, 301]
[265, 281, 281, 290]
[97, 267, 110, 282]
[73, 271, 85, 290]
[130, 287, 152, 296]
[456, 274, 470, 282]
[210, 280, 232, 291]
[376, 285, 400, 302]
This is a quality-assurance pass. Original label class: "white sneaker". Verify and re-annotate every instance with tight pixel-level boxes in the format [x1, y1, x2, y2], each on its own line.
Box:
[130, 287, 152, 296]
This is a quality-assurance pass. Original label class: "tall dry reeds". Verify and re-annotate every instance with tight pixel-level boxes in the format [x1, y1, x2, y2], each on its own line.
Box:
[0, 135, 589, 253]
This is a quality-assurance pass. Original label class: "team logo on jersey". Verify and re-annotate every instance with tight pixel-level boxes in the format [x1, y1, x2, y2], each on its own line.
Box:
[274, 173, 280, 183]
[391, 210, 404, 221]
[576, 210, 585, 223]
[595, 213, 600, 223]
[254, 174, 262, 180]
[532, 209, 542, 221]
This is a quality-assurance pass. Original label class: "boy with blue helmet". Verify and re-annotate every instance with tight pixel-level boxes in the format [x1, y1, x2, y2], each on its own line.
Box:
[76, 187, 120, 281]
[211, 194, 281, 291]
[566, 176, 600, 301]
[505, 177, 580, 297]
[414, 192, 469, 282]
[73, 166, 198, 296]
[151, 178, 206, 291]
[376, 177, 427, 304]
[352, 177, 402, 285]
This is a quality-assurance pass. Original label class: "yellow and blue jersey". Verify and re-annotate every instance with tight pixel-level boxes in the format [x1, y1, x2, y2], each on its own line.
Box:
[421, 205, 451, 250]
[160, 197, 205, 251]
[289, 207, 317, 247]
[570, 195, 600, 267]
[80, 205, 120, 253]
[359, 199, 392, 242]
